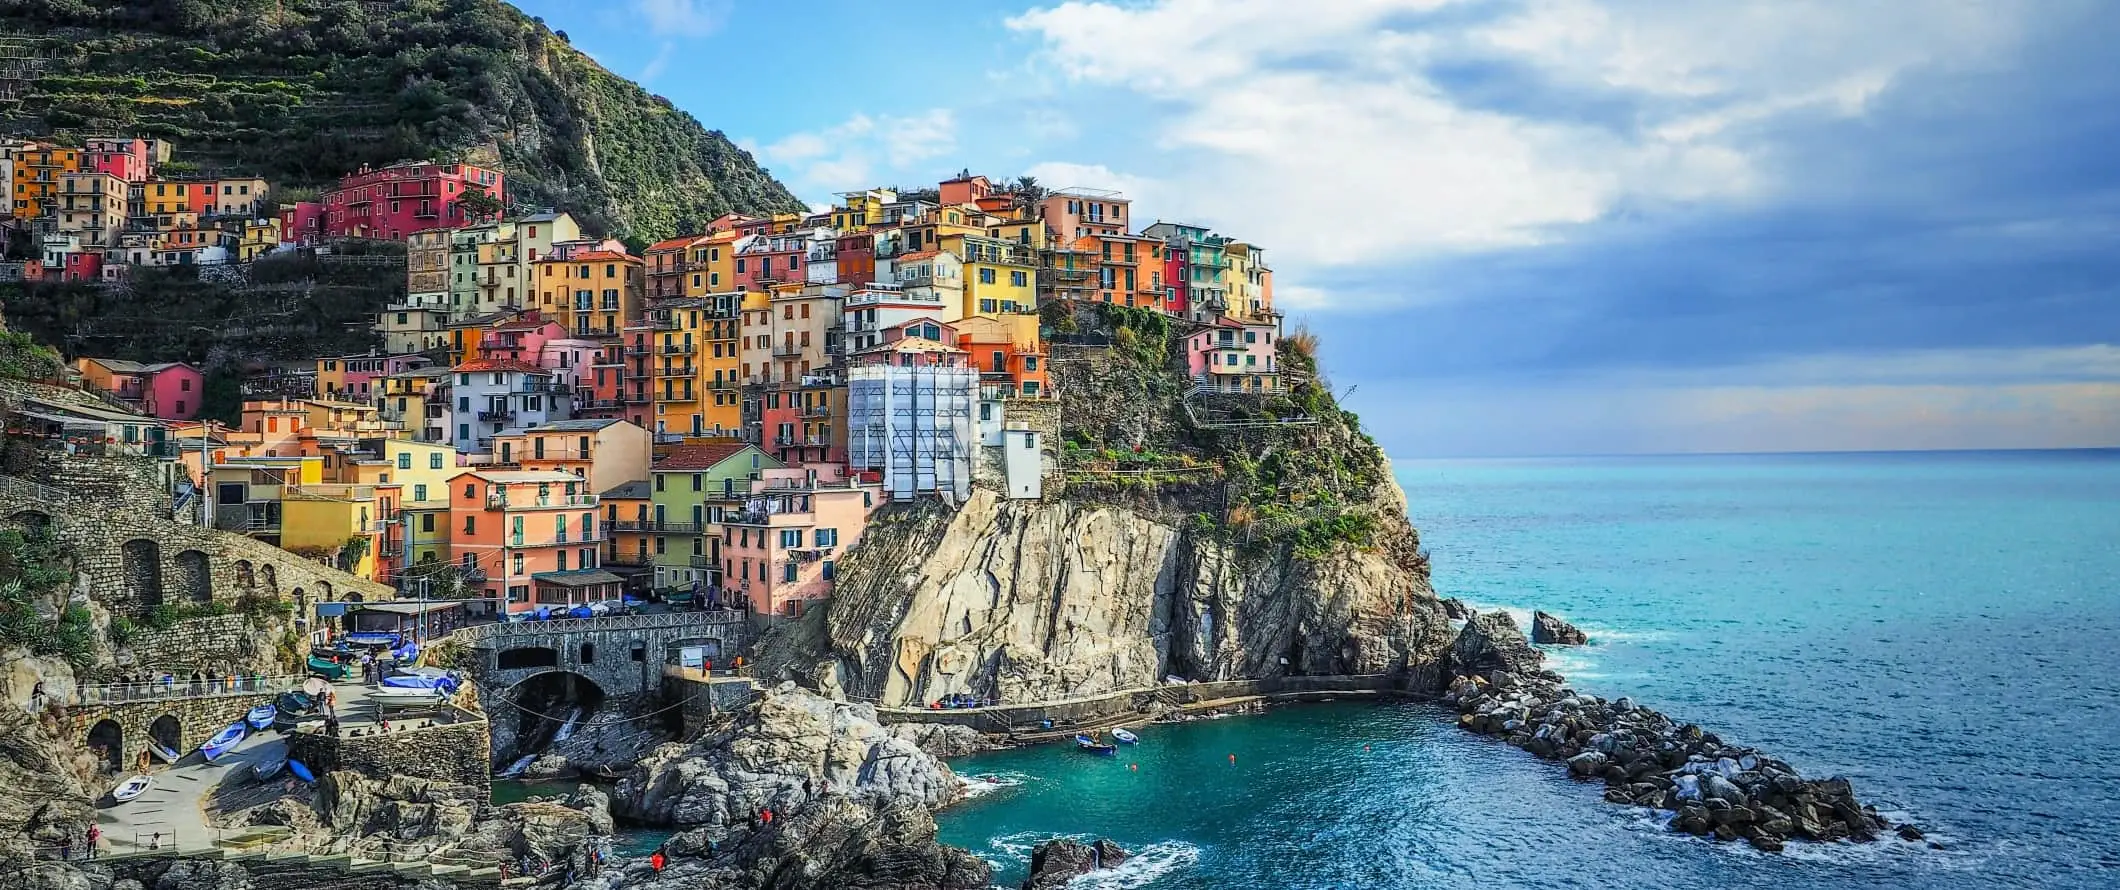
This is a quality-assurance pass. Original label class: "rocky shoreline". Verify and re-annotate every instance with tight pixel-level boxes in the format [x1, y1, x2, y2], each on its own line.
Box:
[1442, 611, 1921, 852]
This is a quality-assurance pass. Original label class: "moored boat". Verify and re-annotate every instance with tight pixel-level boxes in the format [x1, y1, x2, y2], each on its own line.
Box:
[111, 774, 152, 803]
[252, 754, 286, 781]
[368, 686, 449, 708]
[1074, 734, 1118, 756]
[288, 759, 315, 783]
[200, 722, 246, 762]
[1112, 728, 1139, 744]
[306, 655, 351, 680]
[246, 703, 277, 730]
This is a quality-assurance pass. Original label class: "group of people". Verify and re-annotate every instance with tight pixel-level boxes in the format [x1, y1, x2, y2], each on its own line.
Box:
[51, 825, 101, 860]
[927, 693, 992, 710]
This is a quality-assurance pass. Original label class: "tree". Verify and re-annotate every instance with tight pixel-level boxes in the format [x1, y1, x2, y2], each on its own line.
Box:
[457, 190, 503, 221]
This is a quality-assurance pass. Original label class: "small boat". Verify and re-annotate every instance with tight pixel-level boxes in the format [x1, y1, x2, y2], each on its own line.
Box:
[380, 673, 457, 691]
[246, 703, 277, 730]
[287, 760, 315, 783]
[306, 655, 351, 680]
[111, 774, 152, 803]
[368, 687, 449, 708]
[393, 665, 452, 680]
[1112, 729, 1140, 744]
[200, 722, 247, 762]
[251, 754, 287, 781]
[276, 691, 316, 715]
[1074, 734, 1117, 756]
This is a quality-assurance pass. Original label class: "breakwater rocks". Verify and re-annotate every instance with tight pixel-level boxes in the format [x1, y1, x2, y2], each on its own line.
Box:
[1023, 838, 1130, 890]
[1442, 671, 1904, 851]
[1531, 611, 1587, 645]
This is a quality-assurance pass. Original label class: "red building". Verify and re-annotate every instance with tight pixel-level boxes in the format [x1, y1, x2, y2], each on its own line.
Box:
[59, 251, 102, 282]
[834, 231, 875, 289]
[85, 137, 151, 183]
[734, 233, 806, 290]
[1163, 246, 1189, 316]
[279, 201, 324, 246]
[315, 161, 504, 241]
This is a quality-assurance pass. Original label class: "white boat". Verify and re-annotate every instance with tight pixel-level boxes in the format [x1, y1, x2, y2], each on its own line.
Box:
[200, 723, 247, 762]
[111, 775, 152, 803]
[367, 687, 449, 708]
[392, 666, 452, 680]
[1112, 728, 1140, 744]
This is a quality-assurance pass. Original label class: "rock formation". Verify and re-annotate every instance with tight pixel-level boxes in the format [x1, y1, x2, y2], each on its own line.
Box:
[1022, 838, 1130, 890]
[1531, 611, 1588, 645]
[1442, 620, 1907, 851]
[595, 686, 988, 890]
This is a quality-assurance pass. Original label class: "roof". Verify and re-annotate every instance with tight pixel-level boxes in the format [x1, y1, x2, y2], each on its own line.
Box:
[452, 358, 547, 374]
[521, 418, 622, 433]
[647, 235, 704, 252]
[82, 357, 150, 373]
[530, 569, 625, 588]
[565, 250, 639, 263]
[653, 442, 754, 471]
[354, 601, 466, 616]
[600, 480, 652, 500]
[899, 249, 939, 261]
[466, 469, 585, 484]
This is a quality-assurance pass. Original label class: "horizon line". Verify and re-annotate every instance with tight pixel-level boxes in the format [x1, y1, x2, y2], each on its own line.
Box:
[1388, 445, 2120, 462]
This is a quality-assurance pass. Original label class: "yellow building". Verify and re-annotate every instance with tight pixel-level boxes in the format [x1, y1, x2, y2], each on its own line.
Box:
[1223, 241, 1275, 321]
[689, 231, 739, 296]
[643, 294, 745, 438]
[13, 143, 81, 219]
[944, 232, 1038, 319]
[239, 218, 281, 261]
[281, 482, 386, 580]
[830, 188, 897, 232]
[534, 249, 642, 338]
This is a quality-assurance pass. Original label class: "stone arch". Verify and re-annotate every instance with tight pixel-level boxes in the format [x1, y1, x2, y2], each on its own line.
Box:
[496, 646, 559, 670]
[5, 509, 52, 532]
[234, 560, 256, 589]
[121, 539, 163, 610]
[173, 549, 212, 604]
[86, 719, 123, 772]
[261, 564, 278, 594]
[318, 581, 335, 601]
[148, 714, 181, 756]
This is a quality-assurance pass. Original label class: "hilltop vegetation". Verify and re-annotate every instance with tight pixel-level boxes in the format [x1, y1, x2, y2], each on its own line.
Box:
[0, 0, 803, 237]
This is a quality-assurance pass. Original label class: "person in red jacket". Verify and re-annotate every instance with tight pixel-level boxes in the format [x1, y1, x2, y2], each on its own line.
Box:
[650, 851, 665, 872]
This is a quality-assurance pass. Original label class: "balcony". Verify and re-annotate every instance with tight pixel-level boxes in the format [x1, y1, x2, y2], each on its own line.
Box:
[771, 343, 805, 358]
[612, 520, 702, 535]
[688, 555, 717, 569]
[773, 434, 829, 449]
[477, 409, 515, 422]
[624, 391, 653, 404]
[485, 492, 599, 510]
[656, 364, 696, 377]
[660, 344, 689, 355]
[800, 404, 831, 418]
[602, 550, 652, 567]
[623, 345, 651, 356]
[706, 378, 737, 391]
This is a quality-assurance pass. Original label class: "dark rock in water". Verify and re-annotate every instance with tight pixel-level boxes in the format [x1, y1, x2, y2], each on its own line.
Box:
[1897, 824, 1926, 841]
[1450, 611, 1546, 677]
[1441, 598, 1472, 620]
[1023, 838, 1131, 890]
[1531, 611, 1588, 645]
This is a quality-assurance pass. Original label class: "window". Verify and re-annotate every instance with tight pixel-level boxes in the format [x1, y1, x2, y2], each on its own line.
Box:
[1025, 356, 1039, 371]
[822, 560, 835, 581]
[783, 562, 798, 582]
[431, 452, 444, 469]
[397, 452, 412, 469]
[421, 513, 435, 532]
[655, 475, 665, 491]
[556, 550, 568, 571]
[413, 483, 427, 501]
[815, 528, 839, 547]
[1245, 331, 1258, 343]
[464, 515, 477, 534]
[512, 553, 524, 575]
[979, 299, 996, 313]
[1010, 270, 1027, 286]
[780, 529, 802, 548]
[692, 473, 703, 491]
[978, 268, 996, 284]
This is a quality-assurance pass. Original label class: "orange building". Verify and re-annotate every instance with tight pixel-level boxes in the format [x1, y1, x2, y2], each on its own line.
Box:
[534, 249, 643, 339]
[13, 143, 82, 219]
[448, 469, 614, 614]
[956, 315, 1049, 398]
[597, 479, 654, 590]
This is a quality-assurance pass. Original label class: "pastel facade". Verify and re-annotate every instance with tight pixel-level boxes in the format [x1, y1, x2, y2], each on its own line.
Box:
[318, 161, 505, 241]
[72, 358, 204, 420]
[448, 469, 607, 614]
[716, 468, 872, 617]
[1185, 317, 1281, 392]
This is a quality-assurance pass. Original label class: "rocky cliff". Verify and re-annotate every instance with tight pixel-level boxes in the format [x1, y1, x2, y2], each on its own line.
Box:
[760, 305, 1454, 706]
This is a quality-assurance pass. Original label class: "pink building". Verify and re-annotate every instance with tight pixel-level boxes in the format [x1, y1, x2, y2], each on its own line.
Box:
[734, 232, 807, 289]
[475, 314, 568, 366]
[75, 358, 205, 420]
[279, 202, 324, 246]
[716, 467, 874, 617]
[1184, 316, 1280, 393]
[317, 161, 504, 241]
[317, 351, 432, 402]
[85, 137, 151, 183]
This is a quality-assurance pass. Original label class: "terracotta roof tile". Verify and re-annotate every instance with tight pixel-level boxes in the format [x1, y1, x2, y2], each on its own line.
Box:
[652, 442, 753, 471]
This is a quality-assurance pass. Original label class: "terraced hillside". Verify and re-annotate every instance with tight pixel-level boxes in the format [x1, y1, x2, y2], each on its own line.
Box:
[0, 0, 803, 238]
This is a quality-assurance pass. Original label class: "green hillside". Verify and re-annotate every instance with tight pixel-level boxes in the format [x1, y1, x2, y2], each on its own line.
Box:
[0, 0, 803, 237]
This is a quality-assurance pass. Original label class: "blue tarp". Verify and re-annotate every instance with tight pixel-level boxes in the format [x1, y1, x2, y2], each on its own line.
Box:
[569, 605, 594, 619]
[344, 632, 401, 646]
[381, 675, 457, 692]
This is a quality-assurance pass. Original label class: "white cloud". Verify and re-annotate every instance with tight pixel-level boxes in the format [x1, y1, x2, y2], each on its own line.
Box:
[757, 110, 960, 201]
[1007, 0, 2035, 307]
[634, 0, 730, 37]
[636, 42, 676, 85]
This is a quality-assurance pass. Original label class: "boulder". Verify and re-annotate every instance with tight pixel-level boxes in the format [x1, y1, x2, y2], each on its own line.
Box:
[1449, 612, 1545, 677]
[1566, 751, 1609, 778]
[1022, 838, 1131, 890]
[1440, 598, 1472, 620]
[888, 722, 990, 759]
[1530, 611, 1587, 645]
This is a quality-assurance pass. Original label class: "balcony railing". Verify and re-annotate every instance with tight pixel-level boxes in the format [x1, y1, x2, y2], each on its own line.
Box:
[800, 404, 831, 418]
[773, 434, 830, 448]
[611, 520, 702, 535]
[485, 493, 599, 510]
[477, 409, 515, 421]
[771, 343, 805, 358]
[656, 364, 696, 377]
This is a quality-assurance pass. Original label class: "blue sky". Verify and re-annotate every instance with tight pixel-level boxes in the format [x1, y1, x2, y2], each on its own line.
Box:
[514, 0, 2120, 457]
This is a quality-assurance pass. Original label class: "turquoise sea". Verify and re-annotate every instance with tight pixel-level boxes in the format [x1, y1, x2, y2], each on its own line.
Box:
[937, 450, 2120, 888]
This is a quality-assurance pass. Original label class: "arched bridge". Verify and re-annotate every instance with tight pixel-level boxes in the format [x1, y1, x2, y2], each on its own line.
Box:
[457, 611, 753, 701]
[61, 676, 297, 769]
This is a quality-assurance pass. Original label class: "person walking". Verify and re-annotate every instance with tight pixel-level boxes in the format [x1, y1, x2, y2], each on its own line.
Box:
[85, 824, 100, 859]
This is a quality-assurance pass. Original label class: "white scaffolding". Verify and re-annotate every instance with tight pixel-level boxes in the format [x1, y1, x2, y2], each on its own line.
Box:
[848, 364, 976, 500]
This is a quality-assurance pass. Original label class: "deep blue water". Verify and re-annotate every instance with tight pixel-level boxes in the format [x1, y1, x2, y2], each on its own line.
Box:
[937, 450, 2120, 888]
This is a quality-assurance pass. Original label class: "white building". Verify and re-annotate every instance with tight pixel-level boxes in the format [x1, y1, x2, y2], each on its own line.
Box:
[846, 338, 976, 501]
[443, 359, 574, 457]
[841, 283, 952, 353]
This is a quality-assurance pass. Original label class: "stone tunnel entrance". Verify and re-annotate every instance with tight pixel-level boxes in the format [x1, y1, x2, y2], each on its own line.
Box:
[494, 671, 606, 772]
[148, 714, 181, 759]
[86, 719, 123, 773]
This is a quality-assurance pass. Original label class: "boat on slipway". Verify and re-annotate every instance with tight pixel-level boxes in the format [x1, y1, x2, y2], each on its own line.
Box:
[111, 775, 152, 803]
[200, 723, 246, 762]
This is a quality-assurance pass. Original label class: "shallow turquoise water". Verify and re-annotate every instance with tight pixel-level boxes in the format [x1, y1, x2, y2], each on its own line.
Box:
[937, 450, 2120, 888]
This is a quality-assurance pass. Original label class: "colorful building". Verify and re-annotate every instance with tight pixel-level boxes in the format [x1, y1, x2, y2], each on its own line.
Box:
[1184, 316, 1281, 393]
[716, 467, 873, 617]
[447, 469, 609, 614]
[313, 161, 505, 241]
[956, 314, 1048, 398]
[316, 352, 432, 403]
[71, 358, 205, 420]
[648, 443, 782, 594]
[488, 418, 650, 493]
[54, 171, 128, 247]
[12, 142, 81, 221]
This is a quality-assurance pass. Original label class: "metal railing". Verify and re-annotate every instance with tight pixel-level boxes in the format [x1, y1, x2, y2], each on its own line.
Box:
[455, 609, 746, 642]
[59, 674, 302, 707]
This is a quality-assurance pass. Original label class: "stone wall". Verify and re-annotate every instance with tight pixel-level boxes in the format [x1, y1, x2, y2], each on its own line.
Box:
[67, 692, 266, 764]
[872, 674, 1404, 734]
[665, 672, 761, 738]
[286, 707, 492, 800]
[122, 613, 294, 676]
[0, 454, 391, 627]
[974, 396, 1064, 499]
